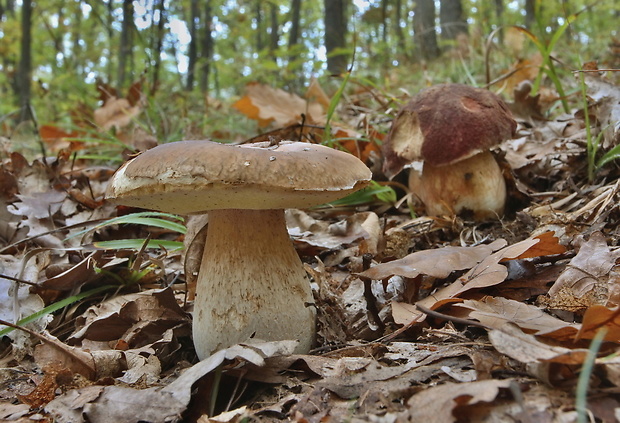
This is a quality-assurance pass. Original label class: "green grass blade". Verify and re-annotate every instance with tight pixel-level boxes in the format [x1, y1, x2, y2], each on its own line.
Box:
[93, 239, 184, 250]
[576, 328, 607, 423]
[0, 285, 115, 337]
[324, 71, 352, 147]
[320, 181, 396, 207]
[65, 212, 186, 241]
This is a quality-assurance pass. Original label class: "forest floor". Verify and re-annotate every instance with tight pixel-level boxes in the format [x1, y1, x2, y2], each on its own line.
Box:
[1, 59, 620, 422]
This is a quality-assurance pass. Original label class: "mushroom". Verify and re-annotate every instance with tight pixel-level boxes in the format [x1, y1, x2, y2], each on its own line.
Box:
[382, 83, 517, 219]
[105, 140, 371, 359]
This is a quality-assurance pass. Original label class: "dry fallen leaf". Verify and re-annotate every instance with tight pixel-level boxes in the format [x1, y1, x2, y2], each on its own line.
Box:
[233, 82, 325, 128]
[577, 305, 620, 342]
[400, 379, 514, 422]
[452, 296, 580, 340]
[542, 232, 620, 316]
[358, 239, 507, 280]
[488, 323, 588, 365]
[94, 97, 141, 131]
[45, 340, 298, 423]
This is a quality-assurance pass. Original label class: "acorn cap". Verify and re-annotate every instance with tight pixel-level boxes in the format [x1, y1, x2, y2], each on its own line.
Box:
[106, 140, 372, 214]
[382, 84, 517, 178]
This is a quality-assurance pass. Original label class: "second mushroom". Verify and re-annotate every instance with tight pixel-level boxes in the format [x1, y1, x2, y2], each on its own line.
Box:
[382, 83, 517, 220]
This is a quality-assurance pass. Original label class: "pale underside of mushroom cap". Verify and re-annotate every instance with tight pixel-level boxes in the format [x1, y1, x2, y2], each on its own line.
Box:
[106, 140, 372, 213]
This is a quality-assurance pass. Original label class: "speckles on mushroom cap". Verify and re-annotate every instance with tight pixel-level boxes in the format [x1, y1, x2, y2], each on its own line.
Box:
[382, 84, 517, 177]
[105, 140, 372, 214]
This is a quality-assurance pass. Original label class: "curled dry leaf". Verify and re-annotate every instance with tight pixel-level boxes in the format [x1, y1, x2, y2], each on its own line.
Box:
[548, 232, 620, 302]
[399, 379, 514, 423]
[233, 82, 325, 128]
[45, 340, 298, 423]
[452, 297, 580, 341]
[577, 305, 620, 342]
[584, 69, 620, 148]
[358, 238, 507, 280]
[94, 97, 141, 131]
[287, 209, 378, 251]
[488, 323, 589, 365]
[391, 232, 563, 324]
[68, 288, 189, 350]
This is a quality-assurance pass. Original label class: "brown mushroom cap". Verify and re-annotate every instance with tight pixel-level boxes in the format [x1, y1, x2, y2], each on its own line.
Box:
[383, 84, 517, 177]
[106, 140, 372, 213]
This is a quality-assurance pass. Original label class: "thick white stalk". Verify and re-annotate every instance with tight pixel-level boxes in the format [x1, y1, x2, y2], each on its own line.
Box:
[192, 208, 316, 359]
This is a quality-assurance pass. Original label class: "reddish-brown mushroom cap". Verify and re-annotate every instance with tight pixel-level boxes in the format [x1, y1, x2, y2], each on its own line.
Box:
[382, 84, 517, 178]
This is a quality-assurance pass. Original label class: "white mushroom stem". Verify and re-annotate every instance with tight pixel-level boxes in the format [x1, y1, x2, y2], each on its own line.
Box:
[192, 208, 316, 359]
[409, 151, 506, 220]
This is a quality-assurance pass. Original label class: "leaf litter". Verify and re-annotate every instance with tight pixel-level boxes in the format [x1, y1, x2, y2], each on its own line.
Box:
[1, 69, 620, 422]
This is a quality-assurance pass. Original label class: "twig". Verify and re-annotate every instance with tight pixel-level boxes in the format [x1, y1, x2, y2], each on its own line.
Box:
[0, 318, 96, 376]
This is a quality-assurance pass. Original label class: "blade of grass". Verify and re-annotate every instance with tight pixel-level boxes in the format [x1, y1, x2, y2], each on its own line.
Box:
[0, 284, 115, 337]
[323, 71, 352, 147]
[65, 211, 185, 242]
[576, 328, 607, 423]
[93, 239, 184, 250]
[318, 181, 396, 208]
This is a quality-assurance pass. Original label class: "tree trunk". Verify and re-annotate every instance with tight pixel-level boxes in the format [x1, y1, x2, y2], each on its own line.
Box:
[199, 2, 213, 94]
[186, 0, 199, 91]
[150, 0, 166, 95]
[413, 0, 439, 60]
[494, 0, 504, 20]
[70, 1, 83, 77]
[106, 0, 114, 82]
[269, 3, 279, 62]
[288, 0, 302, 58]
[524, 0, 535, 29]
[18, 0, 32, 121]
[394, 0, 407, 58]
[117, 0, 133, 91]
[439, 0, 467, 40]
[2, 0, 16, 96]
[324, 0, 348, 74]
[255, 1, 264, 52]
[380, 0, 388, 44]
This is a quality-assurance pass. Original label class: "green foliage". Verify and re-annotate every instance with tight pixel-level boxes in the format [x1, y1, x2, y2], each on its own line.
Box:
[0, 0, 617, 142]
[513, 13, 579, 113]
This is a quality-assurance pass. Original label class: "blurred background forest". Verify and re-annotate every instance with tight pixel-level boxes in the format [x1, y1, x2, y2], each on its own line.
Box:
[0, 0, 618, 147]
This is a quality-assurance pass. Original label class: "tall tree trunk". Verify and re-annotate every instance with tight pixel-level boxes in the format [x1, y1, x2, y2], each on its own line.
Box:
[106, 0, 114, 82]
[324, 0, 348, 74]
[288, 0, 302, 63]
[2, 0, 16, 97]
[524, 0, 535, 29]
[380, 0, 388, 44]
[18, 0, 32, 121]
[70, 1, 83, 77]
[199, 2, 213, 94]
[394, 0, 407, 58]
[255, 1, 264, 52]
[439, 0, 467, 40]
[186, 0, 199, 91]
[117, 0, 133, 91]
[269, 3, 279, 62]
[494, 0, 504, 21]
[413, 0, 439, 60]
[150, 0, 166, 95]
